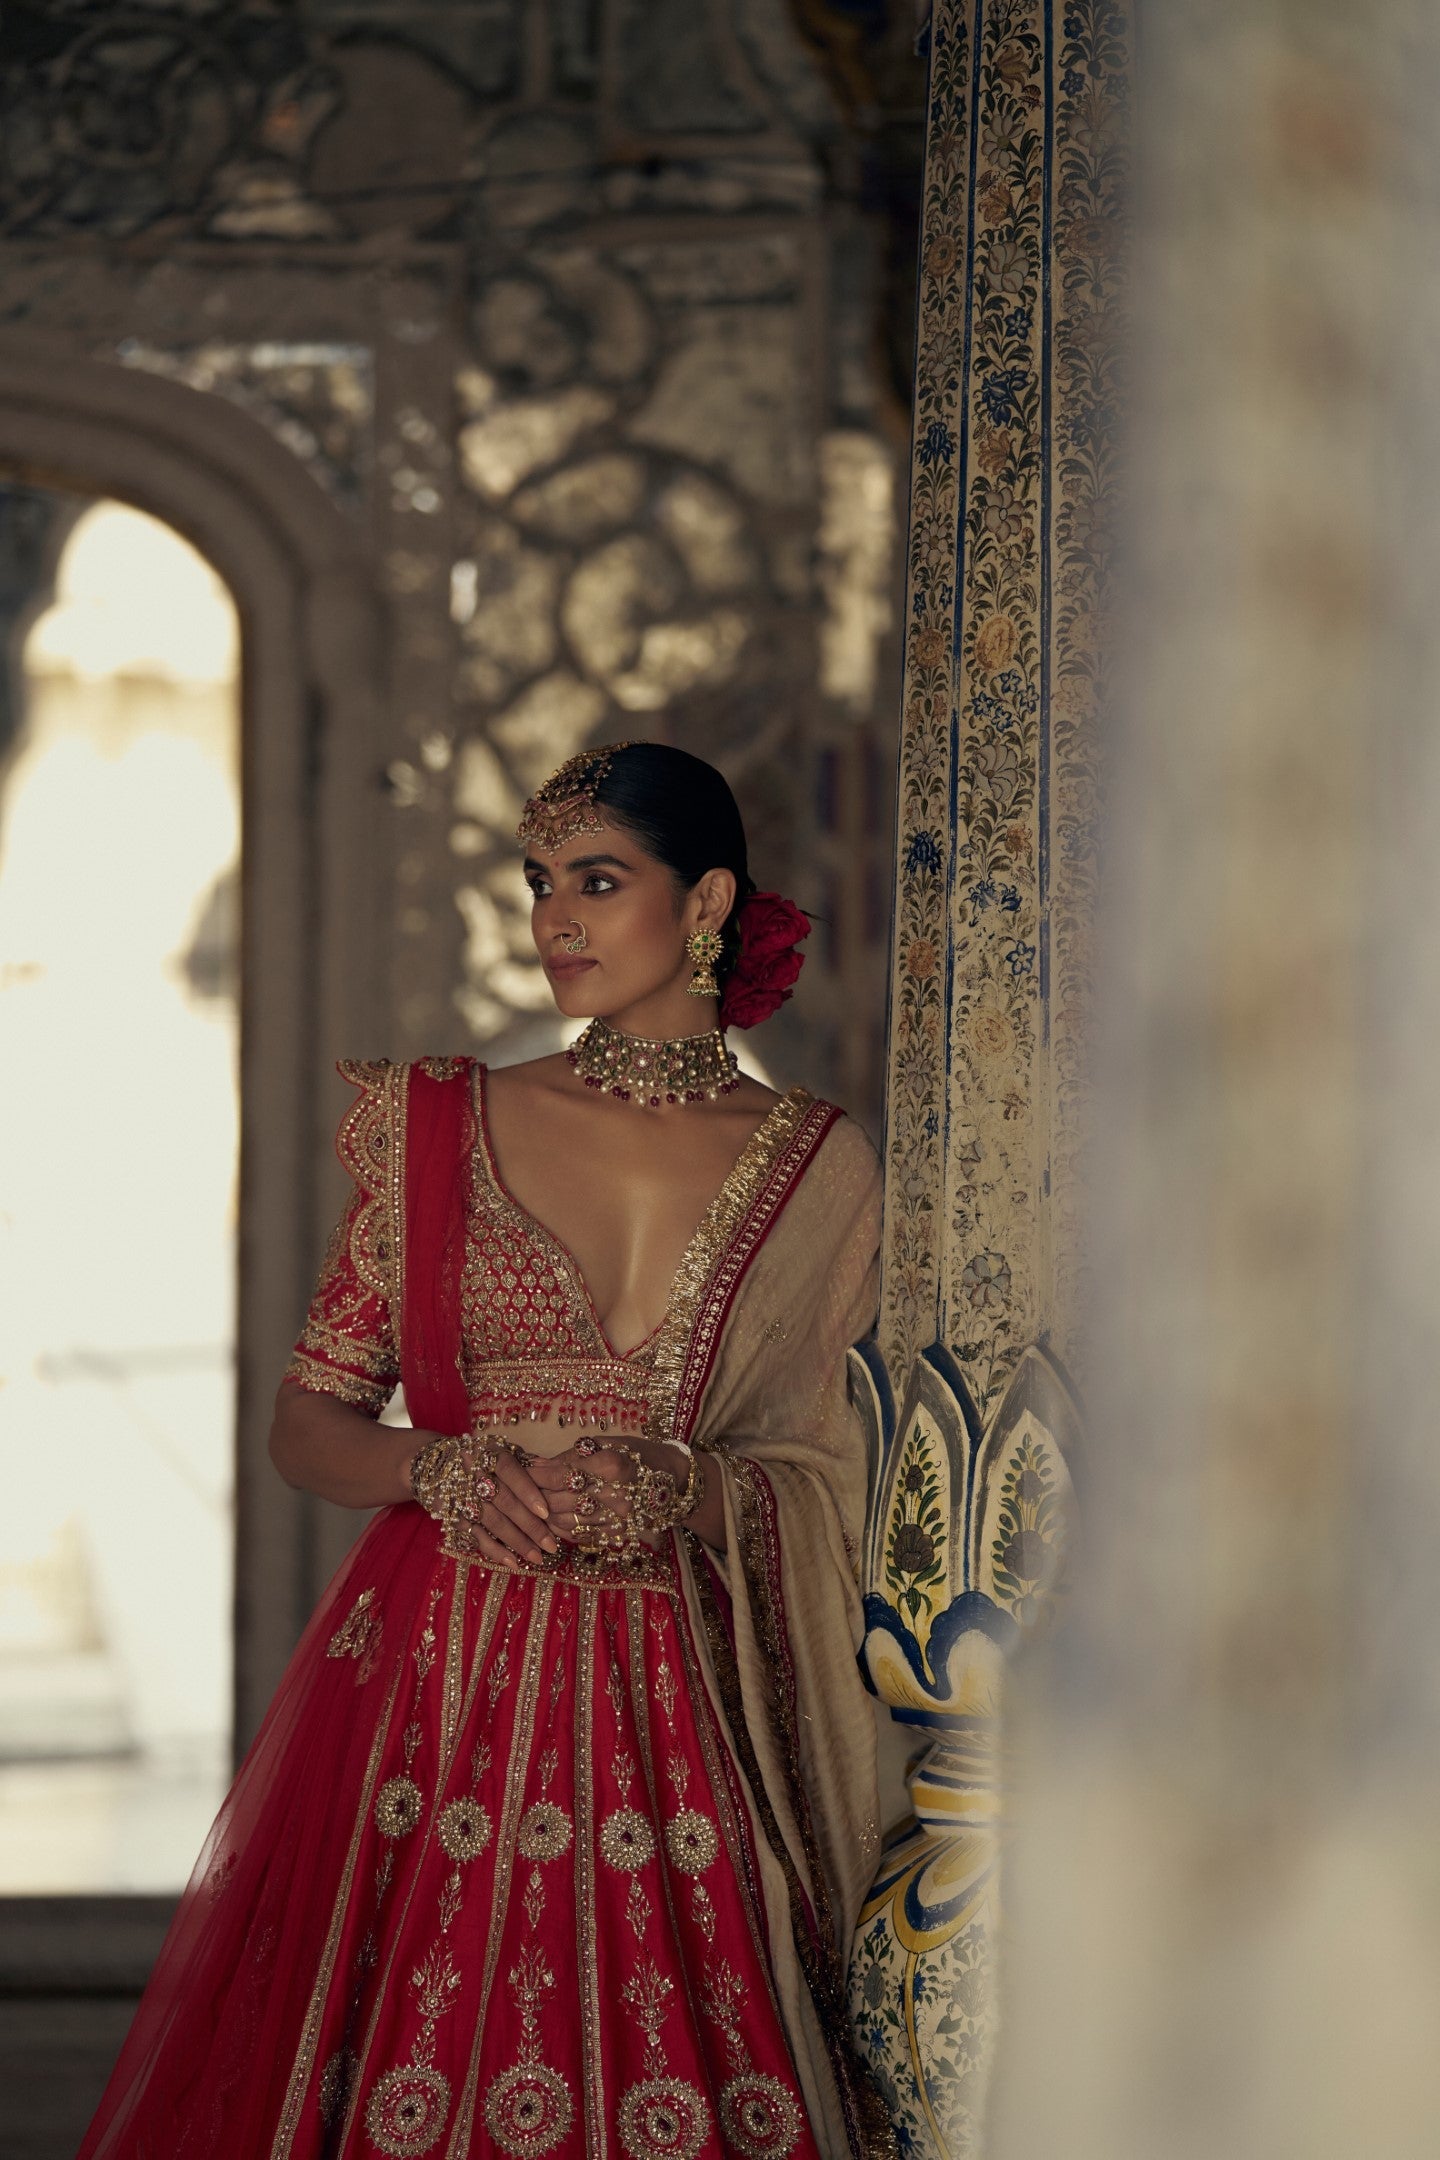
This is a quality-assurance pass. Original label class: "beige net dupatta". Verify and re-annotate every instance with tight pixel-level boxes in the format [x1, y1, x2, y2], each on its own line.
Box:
[651, 1094, 897, 2160]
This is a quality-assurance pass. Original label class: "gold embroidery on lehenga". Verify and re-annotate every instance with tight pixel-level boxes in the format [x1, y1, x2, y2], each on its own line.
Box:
[663, 1805, 719, 1877]
[366, 2064, 452, 2157]
[440, 1563, 470, 1764]
[599, 1742, 655, 1941]
[334, 1580, 453, 2142]
[436, 1796, 491, 1864]
[599, 1801, 657, 1874]
[327, 1586, 383, 1681]
[375, 1776, 424, 1839]
[515, 1795, 572, 1862]
[447, 1581, 556, 2153]
[703, 1963, 803, 2160]
[401, 1584, 441, 1769]
[640, 1605, 720, 1918]
[574, 1591, 607, 2153]
[487, 1602, 522, 1706]
[363, 1931, 464, 2154]
[669, 1578, 771, 1968]
[482, 1945, 575, 2157]
[672, 1787, 718, 1945]
[271, 1639, 413, 2159]
[616, 1959, 710, 2160]
[359, 1576, 513, 2153]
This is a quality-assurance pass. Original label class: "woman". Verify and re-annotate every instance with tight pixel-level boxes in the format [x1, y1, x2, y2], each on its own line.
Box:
[79, 742, 893, 2160]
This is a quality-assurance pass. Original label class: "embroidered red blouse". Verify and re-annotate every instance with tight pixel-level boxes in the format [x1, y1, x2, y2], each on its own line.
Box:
[286, 1062, 661, 1435]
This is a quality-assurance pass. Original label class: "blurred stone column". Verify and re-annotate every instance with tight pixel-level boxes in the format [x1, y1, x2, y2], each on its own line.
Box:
[992, 5, 1440, 2154]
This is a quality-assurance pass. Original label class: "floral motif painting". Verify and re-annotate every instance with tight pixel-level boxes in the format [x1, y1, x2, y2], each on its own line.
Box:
[882, 0, 1128, 1410]
[860, 0, 1127, 2150]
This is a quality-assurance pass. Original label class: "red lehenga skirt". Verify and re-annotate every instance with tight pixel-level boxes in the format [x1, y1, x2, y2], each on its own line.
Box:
[79, 1507, 821, 2160]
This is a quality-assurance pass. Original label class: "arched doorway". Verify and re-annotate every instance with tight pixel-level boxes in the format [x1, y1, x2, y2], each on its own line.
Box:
[0, 496, 241, 1894]
[0, 334, 389, 1743]
[0, 347, 390, 2125]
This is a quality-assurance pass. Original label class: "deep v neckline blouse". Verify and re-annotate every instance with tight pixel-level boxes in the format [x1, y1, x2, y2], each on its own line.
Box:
[473, 1062, 803, 1362]
[285, 1053, 839, 1445]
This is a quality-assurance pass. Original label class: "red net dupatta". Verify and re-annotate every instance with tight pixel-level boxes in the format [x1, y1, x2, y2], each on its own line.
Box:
[401, 1059, 475, 1437]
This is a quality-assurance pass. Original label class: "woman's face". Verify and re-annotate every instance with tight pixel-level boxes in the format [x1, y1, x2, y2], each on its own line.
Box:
[523, 818, 731, 1023]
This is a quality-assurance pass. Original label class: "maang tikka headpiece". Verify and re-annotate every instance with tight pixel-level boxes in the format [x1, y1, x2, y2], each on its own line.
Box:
[515, 741, 633, 851]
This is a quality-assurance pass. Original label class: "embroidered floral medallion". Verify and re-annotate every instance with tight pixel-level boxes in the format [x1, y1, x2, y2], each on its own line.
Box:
[617, 2074, 711, 2160]
[483, 2061, 574, 2156]
[599, 1806, 657, 1872]
[363, 2063, 451, 2156]
[516, 1799, 573, 1861]
[719, 2072, 804, 2158]
[437, 1795, 491, 1863]
[663, 1809, 718, 1875]
[374, 1775, 424, 1839]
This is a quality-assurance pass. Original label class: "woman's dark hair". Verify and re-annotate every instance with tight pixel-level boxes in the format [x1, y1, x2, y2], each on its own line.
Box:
[594, 742, 756, 987]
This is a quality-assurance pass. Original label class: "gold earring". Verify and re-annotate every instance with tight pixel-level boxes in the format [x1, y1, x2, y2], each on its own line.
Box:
[562, 923, 588, 953]
[686, 927, 722, 998]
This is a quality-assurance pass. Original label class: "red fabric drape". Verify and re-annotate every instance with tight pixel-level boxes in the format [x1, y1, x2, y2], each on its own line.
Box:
[400, 1061, 474, 1437]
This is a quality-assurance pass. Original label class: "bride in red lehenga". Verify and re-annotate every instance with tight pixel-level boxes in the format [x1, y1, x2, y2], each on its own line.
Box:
[78, 743, 895, 2160]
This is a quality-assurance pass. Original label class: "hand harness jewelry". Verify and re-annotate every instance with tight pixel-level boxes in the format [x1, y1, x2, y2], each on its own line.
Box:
[409, 1430, 531, 1559]
[409, 1428, 703, 1567]
[565, 1015, 739, 1106]
[567, 1437, 704, 1561]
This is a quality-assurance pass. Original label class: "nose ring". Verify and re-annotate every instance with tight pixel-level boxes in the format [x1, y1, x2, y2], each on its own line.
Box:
[562, 923, 588, 954]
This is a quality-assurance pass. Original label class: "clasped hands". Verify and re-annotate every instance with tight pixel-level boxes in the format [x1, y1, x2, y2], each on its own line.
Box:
[408, 1428, 697, 1571]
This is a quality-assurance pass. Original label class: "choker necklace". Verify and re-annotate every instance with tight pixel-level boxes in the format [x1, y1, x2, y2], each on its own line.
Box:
[566, 1017, 740, 1107]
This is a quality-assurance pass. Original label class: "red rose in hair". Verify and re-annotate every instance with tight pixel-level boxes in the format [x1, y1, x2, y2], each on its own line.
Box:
[720, 891, 811, 1030]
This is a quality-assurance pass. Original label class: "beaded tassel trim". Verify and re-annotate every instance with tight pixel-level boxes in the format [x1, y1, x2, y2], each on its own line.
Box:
[469, 1362, 649, 1433]
[565, 1017, 740, 1107]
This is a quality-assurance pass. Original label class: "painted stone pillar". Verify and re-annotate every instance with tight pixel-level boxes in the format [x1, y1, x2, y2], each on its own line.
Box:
[846, 3, 1128, 2152]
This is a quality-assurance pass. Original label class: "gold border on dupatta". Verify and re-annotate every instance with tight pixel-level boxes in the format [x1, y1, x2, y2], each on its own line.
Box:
[645, 1088, 836, 1450]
